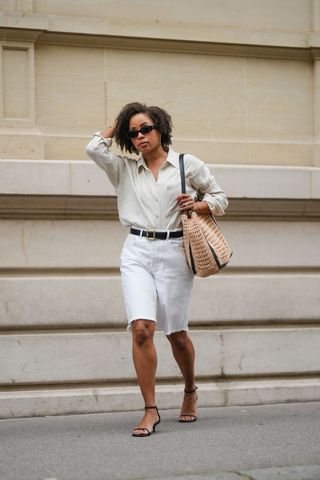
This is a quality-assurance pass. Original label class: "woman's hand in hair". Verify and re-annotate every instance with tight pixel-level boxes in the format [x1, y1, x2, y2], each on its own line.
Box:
[100, 122, 116, 139]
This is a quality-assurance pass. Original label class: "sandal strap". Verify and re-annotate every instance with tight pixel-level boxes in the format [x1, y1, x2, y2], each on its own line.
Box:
[132, 427, 151, 437]
[133, 427, 150, 434]
[184, 386, 198, 394]
[144, 405, 160, 417]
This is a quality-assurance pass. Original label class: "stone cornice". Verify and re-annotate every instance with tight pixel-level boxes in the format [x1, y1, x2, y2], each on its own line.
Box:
[0, 195, 319, 220]
[0, 160, 319, 219]
[0, 11, 315, 60]
[0, 160, 320, 200]
[1, 160, 319, 199]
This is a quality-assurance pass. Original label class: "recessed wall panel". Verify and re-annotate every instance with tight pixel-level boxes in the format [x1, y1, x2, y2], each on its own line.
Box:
[3, 48, 28, 118]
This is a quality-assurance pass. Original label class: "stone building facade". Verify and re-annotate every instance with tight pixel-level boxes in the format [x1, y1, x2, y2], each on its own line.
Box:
[0, 0, 319, 417]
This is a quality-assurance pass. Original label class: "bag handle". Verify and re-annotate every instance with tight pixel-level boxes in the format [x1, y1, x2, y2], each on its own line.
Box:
[179, 153, 193, 218]
[179, 153, 186, 194]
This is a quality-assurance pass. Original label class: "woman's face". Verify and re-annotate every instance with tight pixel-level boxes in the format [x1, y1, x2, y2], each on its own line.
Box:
[128, 113, 161, 154]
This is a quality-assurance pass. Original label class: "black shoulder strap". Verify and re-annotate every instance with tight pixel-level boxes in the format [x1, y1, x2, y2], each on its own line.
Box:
[179, 153, 186, 194]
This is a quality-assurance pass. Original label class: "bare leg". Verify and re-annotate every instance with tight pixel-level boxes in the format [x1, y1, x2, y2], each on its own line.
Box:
[131, 319, 160, 435]
[167, 331, 198, 422]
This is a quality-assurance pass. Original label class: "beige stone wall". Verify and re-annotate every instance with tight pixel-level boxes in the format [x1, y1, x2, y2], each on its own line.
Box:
[2, 40, 315, 166]
[0, 0, 320, 417]
[0, 0, 319, 166]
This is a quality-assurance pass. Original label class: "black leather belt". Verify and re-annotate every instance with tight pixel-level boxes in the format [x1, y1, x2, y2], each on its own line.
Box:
[130, 228, 183, 240]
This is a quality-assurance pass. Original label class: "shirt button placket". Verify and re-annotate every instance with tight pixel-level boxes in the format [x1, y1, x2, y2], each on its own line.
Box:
[154, 185, 161, 229]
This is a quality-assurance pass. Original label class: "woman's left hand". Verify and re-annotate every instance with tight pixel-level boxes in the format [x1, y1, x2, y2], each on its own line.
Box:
[177, 194, 194, 211]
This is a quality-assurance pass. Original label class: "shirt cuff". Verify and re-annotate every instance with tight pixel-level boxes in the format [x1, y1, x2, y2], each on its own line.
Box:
[93, 132, 113, 147]
[202, 194, 223, 215]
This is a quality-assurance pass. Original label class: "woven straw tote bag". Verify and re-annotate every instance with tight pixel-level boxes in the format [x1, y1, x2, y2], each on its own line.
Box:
[179, 154, 232, 277]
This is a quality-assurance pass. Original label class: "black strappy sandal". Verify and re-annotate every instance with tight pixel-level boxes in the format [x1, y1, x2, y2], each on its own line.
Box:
[132, 406, 161, 437]
[179, 387, 198, 423]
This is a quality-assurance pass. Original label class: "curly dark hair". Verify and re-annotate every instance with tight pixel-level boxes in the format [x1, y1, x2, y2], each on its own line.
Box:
[114, 102, 172, 154]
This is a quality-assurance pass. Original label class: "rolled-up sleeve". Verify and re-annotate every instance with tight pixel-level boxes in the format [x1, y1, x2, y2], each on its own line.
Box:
[186, 155, 228, 216]
[85, 135, 123, 188]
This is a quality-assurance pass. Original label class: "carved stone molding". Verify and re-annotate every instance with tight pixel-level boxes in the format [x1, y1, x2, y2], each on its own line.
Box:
[1, 195, 319, 220]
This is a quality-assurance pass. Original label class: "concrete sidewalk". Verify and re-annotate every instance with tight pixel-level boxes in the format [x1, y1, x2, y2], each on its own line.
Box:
[15, 466, 320, 480]
[149, 465, 320, 480]
[0, 402, 319, 480]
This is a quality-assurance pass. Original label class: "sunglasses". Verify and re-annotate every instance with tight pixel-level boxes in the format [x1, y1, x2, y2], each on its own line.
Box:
[127, 124, 156, 139]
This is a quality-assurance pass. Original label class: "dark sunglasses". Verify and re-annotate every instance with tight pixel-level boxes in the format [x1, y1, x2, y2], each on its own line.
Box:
[127, 124, 156, 139]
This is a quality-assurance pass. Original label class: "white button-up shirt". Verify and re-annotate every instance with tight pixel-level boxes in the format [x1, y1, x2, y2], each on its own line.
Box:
[86, 134, 228, 230]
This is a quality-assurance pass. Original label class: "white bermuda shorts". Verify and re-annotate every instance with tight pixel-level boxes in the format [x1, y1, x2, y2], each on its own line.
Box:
[120, 233, 194, 335]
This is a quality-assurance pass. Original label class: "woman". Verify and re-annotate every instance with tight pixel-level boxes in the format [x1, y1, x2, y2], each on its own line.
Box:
[86, 102, 228, 437]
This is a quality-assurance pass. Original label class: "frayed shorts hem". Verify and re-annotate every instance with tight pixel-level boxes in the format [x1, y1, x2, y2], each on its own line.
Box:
[127, 317, 156, 333]
[165, 327, 189, 336]
[126, 318, 189, 336]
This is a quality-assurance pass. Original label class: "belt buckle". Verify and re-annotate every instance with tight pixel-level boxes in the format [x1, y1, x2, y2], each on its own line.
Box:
[146, 230, 156, 240]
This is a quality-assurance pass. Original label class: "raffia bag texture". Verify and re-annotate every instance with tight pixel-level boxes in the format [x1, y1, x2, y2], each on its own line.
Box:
[181, 211, 232, 277]
[179, 153, 232, 277]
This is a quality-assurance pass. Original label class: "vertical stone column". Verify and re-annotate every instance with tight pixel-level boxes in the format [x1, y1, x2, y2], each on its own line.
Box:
[313, 59, 320, 166]
[312, 0, 320, 166]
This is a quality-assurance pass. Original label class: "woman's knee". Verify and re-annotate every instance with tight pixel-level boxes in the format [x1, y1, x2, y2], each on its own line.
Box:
[168, 331, 188, 351]
[132, 320, 155, 347]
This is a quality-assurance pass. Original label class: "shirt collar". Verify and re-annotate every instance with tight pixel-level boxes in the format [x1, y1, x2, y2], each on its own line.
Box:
[137, 148, 179, 170]
[136, 156, 147, 170]
[166, 148, 179, 168]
